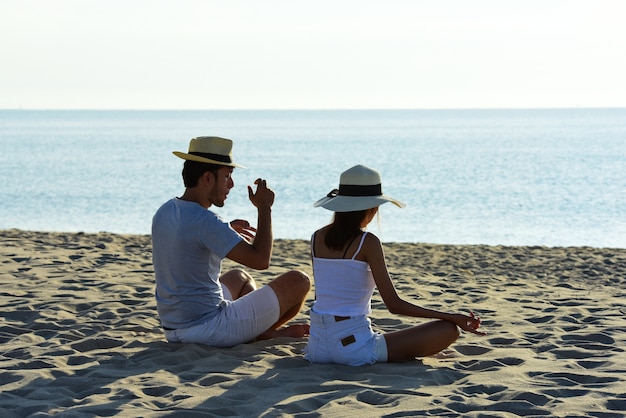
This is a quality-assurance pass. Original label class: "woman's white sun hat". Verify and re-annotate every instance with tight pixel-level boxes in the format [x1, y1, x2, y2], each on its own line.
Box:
[314, 164, 405, 212]
[173, 136, 245, 168]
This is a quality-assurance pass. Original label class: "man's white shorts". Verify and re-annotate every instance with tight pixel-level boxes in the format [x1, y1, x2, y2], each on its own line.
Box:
[164, 285, 280, 348]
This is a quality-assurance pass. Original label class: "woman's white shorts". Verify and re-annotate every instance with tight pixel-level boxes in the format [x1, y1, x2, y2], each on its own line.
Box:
[305, 310, 388, 366]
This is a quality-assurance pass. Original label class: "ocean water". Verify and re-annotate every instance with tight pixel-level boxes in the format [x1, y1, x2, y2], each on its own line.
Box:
[1, 108, 624, 248]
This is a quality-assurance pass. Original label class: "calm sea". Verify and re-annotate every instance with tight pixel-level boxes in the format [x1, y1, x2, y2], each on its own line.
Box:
[1, 109, 624, 248]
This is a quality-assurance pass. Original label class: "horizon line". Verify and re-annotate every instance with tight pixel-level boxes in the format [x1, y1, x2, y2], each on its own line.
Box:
[2, 106, 625, 112]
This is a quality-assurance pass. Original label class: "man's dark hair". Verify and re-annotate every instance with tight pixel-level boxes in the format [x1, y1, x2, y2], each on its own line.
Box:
[325, 210, 368, 251]
[182, 160, 223, 188]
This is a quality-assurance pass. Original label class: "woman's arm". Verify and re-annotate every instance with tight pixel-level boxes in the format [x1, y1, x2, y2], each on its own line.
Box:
[365, 234, 484, 334]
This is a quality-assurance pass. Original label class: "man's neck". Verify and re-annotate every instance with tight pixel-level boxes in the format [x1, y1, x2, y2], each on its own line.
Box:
[179, 189, 211, 209]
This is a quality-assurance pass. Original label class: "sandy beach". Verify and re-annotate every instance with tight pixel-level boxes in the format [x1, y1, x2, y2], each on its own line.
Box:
[1, 228, 625, 417]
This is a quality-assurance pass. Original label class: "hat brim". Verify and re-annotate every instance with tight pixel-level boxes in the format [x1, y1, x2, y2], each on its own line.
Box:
[172, 151, 245, 168]
[314, 195, 406, 212]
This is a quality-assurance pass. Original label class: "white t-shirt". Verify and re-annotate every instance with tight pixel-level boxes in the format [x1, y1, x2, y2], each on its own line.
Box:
[152, 198, 242, 329]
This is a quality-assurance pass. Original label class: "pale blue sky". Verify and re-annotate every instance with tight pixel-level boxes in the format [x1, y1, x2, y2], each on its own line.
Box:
[2, 0, 625, 109]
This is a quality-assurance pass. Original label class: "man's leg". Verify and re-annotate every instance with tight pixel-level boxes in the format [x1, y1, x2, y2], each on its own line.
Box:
[220, 269, 257, 299]
[260, 270, 311, 339]
[222, 268, 311, 340]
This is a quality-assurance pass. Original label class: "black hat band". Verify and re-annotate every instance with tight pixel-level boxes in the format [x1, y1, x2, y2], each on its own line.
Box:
[189, 152, 232, 164]
[338, 183, 382, 197]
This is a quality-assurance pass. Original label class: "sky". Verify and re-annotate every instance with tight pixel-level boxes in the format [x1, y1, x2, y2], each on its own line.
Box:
[1, 0, 625, 110]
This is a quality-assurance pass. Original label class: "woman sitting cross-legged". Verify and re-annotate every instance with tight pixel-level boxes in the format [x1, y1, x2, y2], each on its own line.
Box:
[304, 164, 486, 366]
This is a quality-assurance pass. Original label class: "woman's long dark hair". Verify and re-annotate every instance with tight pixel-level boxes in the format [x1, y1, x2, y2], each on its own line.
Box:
[324, 210, 368, 251]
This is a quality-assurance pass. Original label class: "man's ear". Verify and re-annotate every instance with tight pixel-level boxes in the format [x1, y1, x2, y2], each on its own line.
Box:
[201, 171, 214, 186]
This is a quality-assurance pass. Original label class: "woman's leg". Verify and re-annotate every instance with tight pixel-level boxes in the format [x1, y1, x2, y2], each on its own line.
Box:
[384, 320, 460, 362]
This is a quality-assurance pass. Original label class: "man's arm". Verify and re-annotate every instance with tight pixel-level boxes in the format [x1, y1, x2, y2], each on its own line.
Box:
[226, 179, 274, 270]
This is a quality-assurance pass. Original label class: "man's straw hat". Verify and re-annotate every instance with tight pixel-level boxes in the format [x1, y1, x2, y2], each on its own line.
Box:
[173, 136, 245, 168]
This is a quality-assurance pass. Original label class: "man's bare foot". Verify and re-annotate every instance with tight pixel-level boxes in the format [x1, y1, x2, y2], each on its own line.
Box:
[256, 323, 310, 341]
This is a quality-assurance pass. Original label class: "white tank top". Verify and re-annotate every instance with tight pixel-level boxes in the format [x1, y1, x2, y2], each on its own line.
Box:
[311, 232, 375, 316]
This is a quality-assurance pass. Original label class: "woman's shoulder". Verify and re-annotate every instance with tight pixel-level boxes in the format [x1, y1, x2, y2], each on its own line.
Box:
[354, 231, 382, 261]
[363, 231, 381, 245]
[312, 226, 327, 238]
